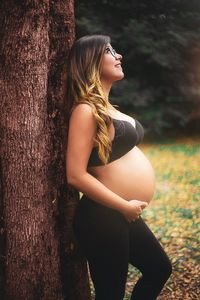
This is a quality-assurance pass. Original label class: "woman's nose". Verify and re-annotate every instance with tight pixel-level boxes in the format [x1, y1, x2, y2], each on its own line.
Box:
[116, 53, 122, 60]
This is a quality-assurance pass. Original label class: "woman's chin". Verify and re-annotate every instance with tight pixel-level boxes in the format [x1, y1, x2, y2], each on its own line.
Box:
[115, 72, 124, 81]
[101, 72, 124, 84]
[112, 69, 124, 81]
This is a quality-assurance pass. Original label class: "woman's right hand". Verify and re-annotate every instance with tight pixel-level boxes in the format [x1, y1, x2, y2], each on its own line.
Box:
[122, 200, 148, 223]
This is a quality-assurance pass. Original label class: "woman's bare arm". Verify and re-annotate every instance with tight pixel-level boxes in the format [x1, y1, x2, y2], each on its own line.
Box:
[66, 103, 147, 220]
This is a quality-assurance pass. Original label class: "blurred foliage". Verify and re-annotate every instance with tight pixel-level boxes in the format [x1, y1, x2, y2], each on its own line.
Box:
[89, 138, 200, 299]
[75, 0, 200, 135]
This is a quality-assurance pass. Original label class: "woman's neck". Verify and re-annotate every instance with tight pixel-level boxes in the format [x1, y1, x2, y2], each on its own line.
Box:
[101, 80, 112, 100]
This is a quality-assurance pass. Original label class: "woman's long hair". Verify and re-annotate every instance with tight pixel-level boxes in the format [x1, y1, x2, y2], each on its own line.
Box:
[66, 35, 117, 164]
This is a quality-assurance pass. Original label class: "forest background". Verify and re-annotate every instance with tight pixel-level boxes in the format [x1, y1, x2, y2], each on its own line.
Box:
[75, 0, 200, 137]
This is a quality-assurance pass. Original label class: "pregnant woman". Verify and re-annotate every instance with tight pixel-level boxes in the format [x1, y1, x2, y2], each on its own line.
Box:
[66, 35, 172, 300]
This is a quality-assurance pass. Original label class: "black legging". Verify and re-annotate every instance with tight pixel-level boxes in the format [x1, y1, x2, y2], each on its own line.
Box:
[73, 195, 172, 300]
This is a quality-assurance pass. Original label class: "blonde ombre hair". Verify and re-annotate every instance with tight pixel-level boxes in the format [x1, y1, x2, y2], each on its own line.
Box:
[66, 35, 118, 164]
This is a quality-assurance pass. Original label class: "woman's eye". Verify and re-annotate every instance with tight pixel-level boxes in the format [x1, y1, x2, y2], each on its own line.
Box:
[105, 47, 117, 58]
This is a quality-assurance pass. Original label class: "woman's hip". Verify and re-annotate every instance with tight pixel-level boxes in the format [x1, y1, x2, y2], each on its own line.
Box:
[73, 194, 128, 241]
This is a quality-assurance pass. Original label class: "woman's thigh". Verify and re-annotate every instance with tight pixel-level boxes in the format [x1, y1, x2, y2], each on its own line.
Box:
[73, 195, 130, 299]
[128, 217, 171, 276]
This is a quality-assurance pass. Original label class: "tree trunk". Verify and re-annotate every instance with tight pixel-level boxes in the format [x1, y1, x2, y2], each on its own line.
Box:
[47, 1, 91, 299]
[0, 1, 91, 299]
[0, 158, 6, 299]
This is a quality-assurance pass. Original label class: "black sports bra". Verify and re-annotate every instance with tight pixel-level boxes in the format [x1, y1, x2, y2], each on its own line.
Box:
[88, 118, 144, 167]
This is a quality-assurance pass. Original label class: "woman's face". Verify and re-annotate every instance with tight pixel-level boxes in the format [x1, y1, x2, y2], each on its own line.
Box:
[100, 44, 124, 83]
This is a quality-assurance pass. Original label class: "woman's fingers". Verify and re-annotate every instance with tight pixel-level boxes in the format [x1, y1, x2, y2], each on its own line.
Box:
[126, 214, 140, 223]
[140, 201, 148, 209]
[124, 199, 148, 223]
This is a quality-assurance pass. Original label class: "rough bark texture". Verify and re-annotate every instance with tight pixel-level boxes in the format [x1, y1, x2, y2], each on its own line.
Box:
[0, 158, 6, 299]
[0, 1, 63, 299]
[0, 0, 91, 299]
[47, 1, 91, 299]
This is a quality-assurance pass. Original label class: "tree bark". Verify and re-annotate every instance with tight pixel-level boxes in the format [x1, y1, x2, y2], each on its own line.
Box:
[47, 1, 91, 299]
[0, 158, 6, 299]
[0, 1, 91, 299]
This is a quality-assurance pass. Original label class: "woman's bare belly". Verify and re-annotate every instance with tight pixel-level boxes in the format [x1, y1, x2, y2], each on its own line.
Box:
[88, 146, 155, 203]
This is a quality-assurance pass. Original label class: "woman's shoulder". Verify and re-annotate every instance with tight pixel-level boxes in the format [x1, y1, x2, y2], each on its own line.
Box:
[69, 103, 96, 126]
[71, 102, 94, 114]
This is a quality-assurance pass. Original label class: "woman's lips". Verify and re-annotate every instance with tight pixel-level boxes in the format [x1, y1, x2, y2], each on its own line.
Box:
[115, 63, 122, 68]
